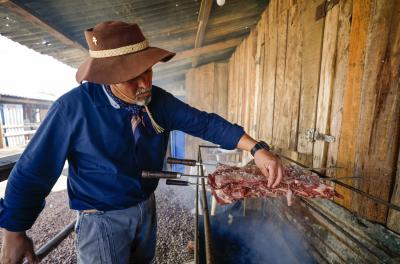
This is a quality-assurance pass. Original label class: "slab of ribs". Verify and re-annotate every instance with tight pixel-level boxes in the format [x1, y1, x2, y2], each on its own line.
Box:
[207, 164, 343, 206]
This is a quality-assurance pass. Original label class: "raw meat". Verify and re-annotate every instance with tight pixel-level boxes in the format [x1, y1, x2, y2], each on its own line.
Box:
[207, 164, 343, 206]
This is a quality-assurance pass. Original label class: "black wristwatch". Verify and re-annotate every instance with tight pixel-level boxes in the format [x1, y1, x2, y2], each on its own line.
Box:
[250, 141, 271, 157]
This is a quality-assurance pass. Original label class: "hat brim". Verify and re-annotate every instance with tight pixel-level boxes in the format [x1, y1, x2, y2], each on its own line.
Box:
[76, 47, 175, 84]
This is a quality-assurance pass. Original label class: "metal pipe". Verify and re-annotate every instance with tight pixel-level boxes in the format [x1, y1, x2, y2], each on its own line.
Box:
[198, 146, 215, 264]
[274, 151, 400, 212]
[23, 220, 76, 263]
[194, 162, 199, 264]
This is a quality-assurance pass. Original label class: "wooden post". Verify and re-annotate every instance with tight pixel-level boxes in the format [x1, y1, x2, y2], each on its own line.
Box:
[0, 120, 5, 149]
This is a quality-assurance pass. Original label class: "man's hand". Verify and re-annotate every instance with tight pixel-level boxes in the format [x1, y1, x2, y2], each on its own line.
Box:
[1, 230, 38, 264]
[236, 133, 285, 187]
[254, 149, 284, 188]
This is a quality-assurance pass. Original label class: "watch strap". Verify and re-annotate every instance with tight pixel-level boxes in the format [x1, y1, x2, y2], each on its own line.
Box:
[250, 141, 271, 157]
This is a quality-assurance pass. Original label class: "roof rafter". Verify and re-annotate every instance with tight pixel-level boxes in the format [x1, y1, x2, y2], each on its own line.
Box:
[192, 0, 213, 67]
[173, 37, 241, 61]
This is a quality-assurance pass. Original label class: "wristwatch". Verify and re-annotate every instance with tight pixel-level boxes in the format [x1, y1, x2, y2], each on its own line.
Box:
[250, 141, 271, 157]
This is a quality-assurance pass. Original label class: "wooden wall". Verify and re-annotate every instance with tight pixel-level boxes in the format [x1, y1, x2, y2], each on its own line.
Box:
[185, 62, 229, 159]
[226, 0, 400, 230]
[185, 0, 400, 232]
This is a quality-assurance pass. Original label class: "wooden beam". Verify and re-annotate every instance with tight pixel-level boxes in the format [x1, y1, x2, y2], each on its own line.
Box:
[153, 37, 241, 80]
[0, 0, 87, 52]
[173, 37, 242, 61]
[192, 0, 213, 67]
[153, 72, 185, 83]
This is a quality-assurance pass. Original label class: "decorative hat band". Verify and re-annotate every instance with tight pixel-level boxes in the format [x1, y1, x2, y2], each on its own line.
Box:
[89, 39, 149, 58]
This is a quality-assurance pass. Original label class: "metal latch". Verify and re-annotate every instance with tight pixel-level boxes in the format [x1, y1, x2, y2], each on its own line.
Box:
[316, 0, 340, 20]
[306, 128, 335, 143]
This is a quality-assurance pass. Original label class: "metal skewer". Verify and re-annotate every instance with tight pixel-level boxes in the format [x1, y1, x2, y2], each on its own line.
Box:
[165, 179, 207, 186]
[141, 170, 208, 179]
[167, 157, 217, 167]
[272, 150, 400, 212]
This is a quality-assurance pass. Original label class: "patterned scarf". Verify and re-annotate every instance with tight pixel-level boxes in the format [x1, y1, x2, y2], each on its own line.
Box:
[104, 85, 164, 143]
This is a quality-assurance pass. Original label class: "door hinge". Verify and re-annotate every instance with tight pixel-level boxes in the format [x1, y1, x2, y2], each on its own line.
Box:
[316, 0, 340, 20]
[306, 128, 335, 143]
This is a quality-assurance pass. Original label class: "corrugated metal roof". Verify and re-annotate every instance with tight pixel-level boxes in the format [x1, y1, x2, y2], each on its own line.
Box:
[0, 0, 268, 91]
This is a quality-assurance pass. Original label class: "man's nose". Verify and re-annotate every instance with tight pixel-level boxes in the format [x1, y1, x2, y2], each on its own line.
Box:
[136, 76, 151, 88]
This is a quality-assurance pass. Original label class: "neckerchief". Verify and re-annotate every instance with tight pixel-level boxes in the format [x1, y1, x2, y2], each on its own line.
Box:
[104, 85, 151, 144]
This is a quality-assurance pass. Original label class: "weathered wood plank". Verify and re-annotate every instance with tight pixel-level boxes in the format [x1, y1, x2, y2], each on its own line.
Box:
[233, 48, 240, 124]
[242, 37, 251, 132]
[388, 145, 400, 233]
[272, 8, 289, 149]
[254, 13, 266, 139]
[246, 30, 257, 137]
[185, 64, 216, 158]
[214, 63, 229, 119]
[237, 43, 245, 126]
[326, 0, 353, 177]
[351, 0, 400, 223]
[334, 0, 372, 209]
[285, 2, 302, 151]
[312, 4, 340, 169]
[296, 0, 325, 166]
[278, 0, 291, 14]
[228, 54, 235, 123]
[258, 0, 278, 143]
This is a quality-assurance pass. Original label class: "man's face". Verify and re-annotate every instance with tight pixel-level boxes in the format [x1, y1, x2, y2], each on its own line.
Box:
[112, 68, 153, 105]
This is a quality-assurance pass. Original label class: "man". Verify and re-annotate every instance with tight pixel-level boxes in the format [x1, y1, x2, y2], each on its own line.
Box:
[0, 21, 284, 264]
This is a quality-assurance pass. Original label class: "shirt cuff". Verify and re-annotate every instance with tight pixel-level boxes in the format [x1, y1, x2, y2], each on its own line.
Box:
[0, 198, 44, 232]
[218, 124, 245, 150]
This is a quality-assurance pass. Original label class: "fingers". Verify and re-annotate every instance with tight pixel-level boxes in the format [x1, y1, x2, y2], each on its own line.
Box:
[254, 150, 284, 188]
[266, 163, 276, 188]
[265, 161, 284, 188]
[25, 251, 39, 264]
[25, 237, 39, 264]
[272, 165, 283, 188]
[260, 163, 269, 177]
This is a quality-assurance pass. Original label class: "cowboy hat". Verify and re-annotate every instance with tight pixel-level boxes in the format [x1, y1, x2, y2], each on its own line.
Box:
[76, 21, 175, 84]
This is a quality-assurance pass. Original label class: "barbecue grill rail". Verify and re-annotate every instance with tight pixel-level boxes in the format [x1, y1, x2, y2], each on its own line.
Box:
[198, 146, 216, 264]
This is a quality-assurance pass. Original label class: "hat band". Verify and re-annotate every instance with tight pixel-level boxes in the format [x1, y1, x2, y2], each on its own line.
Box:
[89, 39, 149, 58]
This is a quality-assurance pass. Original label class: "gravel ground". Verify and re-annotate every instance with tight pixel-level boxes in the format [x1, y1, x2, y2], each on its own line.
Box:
[0, 181, 196, 264]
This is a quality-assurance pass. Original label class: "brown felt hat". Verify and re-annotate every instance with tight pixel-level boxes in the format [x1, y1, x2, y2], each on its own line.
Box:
[76, 21, 175, 84]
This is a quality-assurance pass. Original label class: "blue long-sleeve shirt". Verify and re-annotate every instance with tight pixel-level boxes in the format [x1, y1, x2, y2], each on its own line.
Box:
[0, 83, 244, 231]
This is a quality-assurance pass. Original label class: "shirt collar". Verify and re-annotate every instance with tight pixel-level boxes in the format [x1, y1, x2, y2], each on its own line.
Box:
[102, 85, 120, 109]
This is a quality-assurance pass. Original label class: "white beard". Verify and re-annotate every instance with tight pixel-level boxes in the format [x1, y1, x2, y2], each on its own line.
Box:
[135, 95, 151, 106]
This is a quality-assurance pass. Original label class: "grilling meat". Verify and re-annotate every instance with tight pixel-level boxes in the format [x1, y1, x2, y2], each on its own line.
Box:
[207, 164, 343, 206]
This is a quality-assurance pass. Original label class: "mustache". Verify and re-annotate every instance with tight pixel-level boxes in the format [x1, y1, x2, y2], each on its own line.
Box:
[136, 87, 152, 96]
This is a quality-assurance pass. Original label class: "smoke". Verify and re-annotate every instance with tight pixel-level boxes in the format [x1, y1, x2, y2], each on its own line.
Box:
[198, 201, 316, 264]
